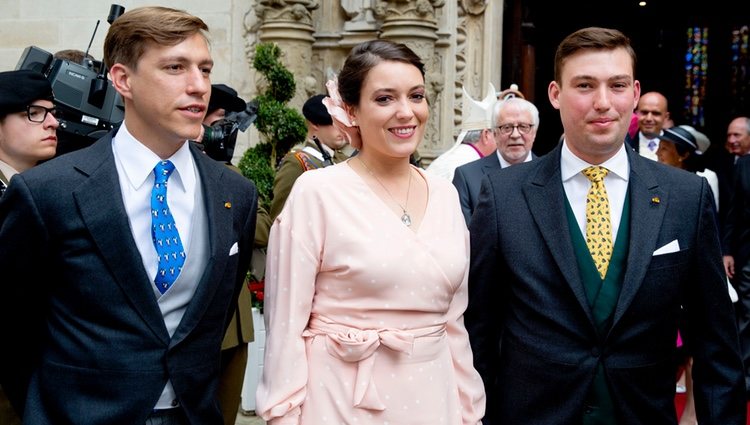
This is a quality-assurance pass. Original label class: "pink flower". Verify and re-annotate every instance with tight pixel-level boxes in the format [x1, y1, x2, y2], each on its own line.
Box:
[323, 78, 352, 127]
[323, 77, 362, 149]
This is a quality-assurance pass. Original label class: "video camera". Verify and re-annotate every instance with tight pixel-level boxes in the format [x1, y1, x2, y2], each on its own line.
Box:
[200, 100, 258, 163]
[15, 4, 125, 154]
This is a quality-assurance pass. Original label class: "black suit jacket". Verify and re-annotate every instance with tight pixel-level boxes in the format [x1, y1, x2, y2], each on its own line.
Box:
[452, 153, 536, 225]
[724, 155, 750, 267]
[0, 134, 257, 424]
[452, 154, 502, 226]
[466, 143, 745, 425]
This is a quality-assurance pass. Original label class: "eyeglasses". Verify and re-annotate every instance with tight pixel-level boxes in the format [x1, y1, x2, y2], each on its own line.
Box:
[496, 123, 534, 135]
[26, 105, 59, 123]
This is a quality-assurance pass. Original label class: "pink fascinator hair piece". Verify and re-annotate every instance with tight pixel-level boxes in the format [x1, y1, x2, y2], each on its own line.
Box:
[323, 77, 361, 149]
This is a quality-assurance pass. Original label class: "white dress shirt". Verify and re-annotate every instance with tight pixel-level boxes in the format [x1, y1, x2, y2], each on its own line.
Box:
[112, 123, 196, 283]
[112, 122, 201, 410]
[638, 131, 661, 161]
[561, 141, 630, 243]
[0, 158, 18, 181]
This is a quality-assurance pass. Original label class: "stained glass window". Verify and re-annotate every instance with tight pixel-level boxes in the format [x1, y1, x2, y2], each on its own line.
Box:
[684, 27, 709, 127]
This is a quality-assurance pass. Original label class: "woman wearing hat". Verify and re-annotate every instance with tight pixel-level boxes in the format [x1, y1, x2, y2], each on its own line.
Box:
[0, 69, 59, 198]
[656, 125, 718, 208]
[656, 124, 720, 425]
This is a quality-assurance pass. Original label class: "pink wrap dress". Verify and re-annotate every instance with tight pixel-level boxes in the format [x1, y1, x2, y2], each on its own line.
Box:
[256, 161, 486, 424]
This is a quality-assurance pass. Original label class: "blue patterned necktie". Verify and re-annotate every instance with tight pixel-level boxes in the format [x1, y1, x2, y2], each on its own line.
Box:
[151, 160, 186, 294]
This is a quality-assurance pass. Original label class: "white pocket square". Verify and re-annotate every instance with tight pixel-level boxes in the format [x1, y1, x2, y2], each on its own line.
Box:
[229, 242, 239, 256]
[653, 239, 680, 256]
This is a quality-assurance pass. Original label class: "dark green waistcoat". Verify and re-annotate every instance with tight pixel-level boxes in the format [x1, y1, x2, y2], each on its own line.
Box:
[564, 191, 631, 425]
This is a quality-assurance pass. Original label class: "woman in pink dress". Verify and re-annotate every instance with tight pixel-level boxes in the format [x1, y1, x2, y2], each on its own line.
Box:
[256, 39, 486, 424]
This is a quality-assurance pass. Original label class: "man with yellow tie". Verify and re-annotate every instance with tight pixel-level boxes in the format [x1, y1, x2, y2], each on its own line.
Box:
[465, 27, 745, 425]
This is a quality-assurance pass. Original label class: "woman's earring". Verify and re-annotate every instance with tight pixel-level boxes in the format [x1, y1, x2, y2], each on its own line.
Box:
[351, 120, 357, 126]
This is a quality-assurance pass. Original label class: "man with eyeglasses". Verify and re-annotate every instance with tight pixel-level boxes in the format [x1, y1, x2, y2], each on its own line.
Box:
[0, 70, 58, 199]
[452, 96, 538, 224]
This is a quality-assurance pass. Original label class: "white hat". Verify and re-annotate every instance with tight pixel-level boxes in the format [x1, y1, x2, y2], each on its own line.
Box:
[679, 125, 711, 154]
[460, 83, 497, 131]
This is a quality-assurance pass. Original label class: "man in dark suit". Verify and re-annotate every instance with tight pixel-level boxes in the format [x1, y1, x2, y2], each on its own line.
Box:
[452, 96, 538, 225]
[629, 91, 670, 161]
[466, 27, 745, 425]
[723, 118, 750, 394]
[0, 6, 257, 425]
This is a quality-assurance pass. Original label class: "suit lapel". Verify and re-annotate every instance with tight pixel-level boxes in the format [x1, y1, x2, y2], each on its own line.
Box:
[73, 136, 170, 343]
[524, 145, 595, 326]
[169, 148, 235, 347]
[481, 155, 502, 176]
[610, 149, 667, 330]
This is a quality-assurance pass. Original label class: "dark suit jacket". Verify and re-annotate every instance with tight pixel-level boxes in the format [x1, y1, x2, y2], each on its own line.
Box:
[466, 143, 745, 425]
[724, 155, 750, 267]
[452, 153, 536, 225]
[0, 134, 257, 424]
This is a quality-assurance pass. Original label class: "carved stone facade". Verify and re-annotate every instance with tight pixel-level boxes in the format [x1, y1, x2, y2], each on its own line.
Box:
[249, 0, 504, 161]
[0, 0, 504, 162]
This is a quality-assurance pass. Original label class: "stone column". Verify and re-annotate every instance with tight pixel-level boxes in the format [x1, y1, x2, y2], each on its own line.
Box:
[377, 0, 445, 154]
[254, 0, 320, 109]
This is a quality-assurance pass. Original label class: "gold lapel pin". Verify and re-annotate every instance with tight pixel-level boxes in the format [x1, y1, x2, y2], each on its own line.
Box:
[224, 202, 232, 209]
[651, 196, 660, 205]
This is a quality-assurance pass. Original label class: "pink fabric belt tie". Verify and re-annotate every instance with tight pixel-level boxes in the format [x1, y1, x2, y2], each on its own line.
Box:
[303, 315, 446, 411]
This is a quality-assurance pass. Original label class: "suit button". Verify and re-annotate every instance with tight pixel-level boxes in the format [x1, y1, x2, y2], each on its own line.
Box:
[591, 347, 600, 357]
[584, 406, 595, 415]
[171, 399, 179, 407]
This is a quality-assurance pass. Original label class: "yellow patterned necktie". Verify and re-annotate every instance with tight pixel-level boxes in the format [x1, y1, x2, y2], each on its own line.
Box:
[582, 166, 612, 279]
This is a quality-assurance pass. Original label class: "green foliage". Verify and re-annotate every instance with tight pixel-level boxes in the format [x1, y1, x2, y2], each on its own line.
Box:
[238, 142, 274, 212]
[241, 42, 307, 210]
[253, 43, 296, 104]
[254, 94, 307, 162]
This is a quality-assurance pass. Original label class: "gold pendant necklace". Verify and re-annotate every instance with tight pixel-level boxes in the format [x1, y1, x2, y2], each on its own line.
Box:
[357, 157, 412, 226]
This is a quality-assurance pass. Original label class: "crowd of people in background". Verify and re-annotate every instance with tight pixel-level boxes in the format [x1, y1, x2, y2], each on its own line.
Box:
[1, 6, 750, 425]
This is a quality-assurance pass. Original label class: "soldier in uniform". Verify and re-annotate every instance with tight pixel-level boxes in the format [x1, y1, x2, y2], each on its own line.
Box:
[256, 94, 347, 246]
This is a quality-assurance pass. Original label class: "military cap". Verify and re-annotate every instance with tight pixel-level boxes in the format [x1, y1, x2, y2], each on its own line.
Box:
[0, 70, 53, 117]
[302, 94, 333, 126]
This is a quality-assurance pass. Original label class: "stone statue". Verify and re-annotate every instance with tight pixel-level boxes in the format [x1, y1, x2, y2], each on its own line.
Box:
[342, 0, 378, 32]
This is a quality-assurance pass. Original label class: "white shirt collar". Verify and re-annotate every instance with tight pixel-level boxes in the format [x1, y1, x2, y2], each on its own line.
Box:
[0, 159, 18, 180]
[639, 130, 663, 143]
[496, 150, 533, 169]
[112, 121, 195, 194]
[560, 140, 630, 183]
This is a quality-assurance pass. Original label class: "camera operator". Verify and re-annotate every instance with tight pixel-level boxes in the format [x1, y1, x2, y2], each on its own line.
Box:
[205, 84, 245, 128]
[0, 70, 59, 198]
[195, 83, 249, 167]
[199, 82, 256, 425]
